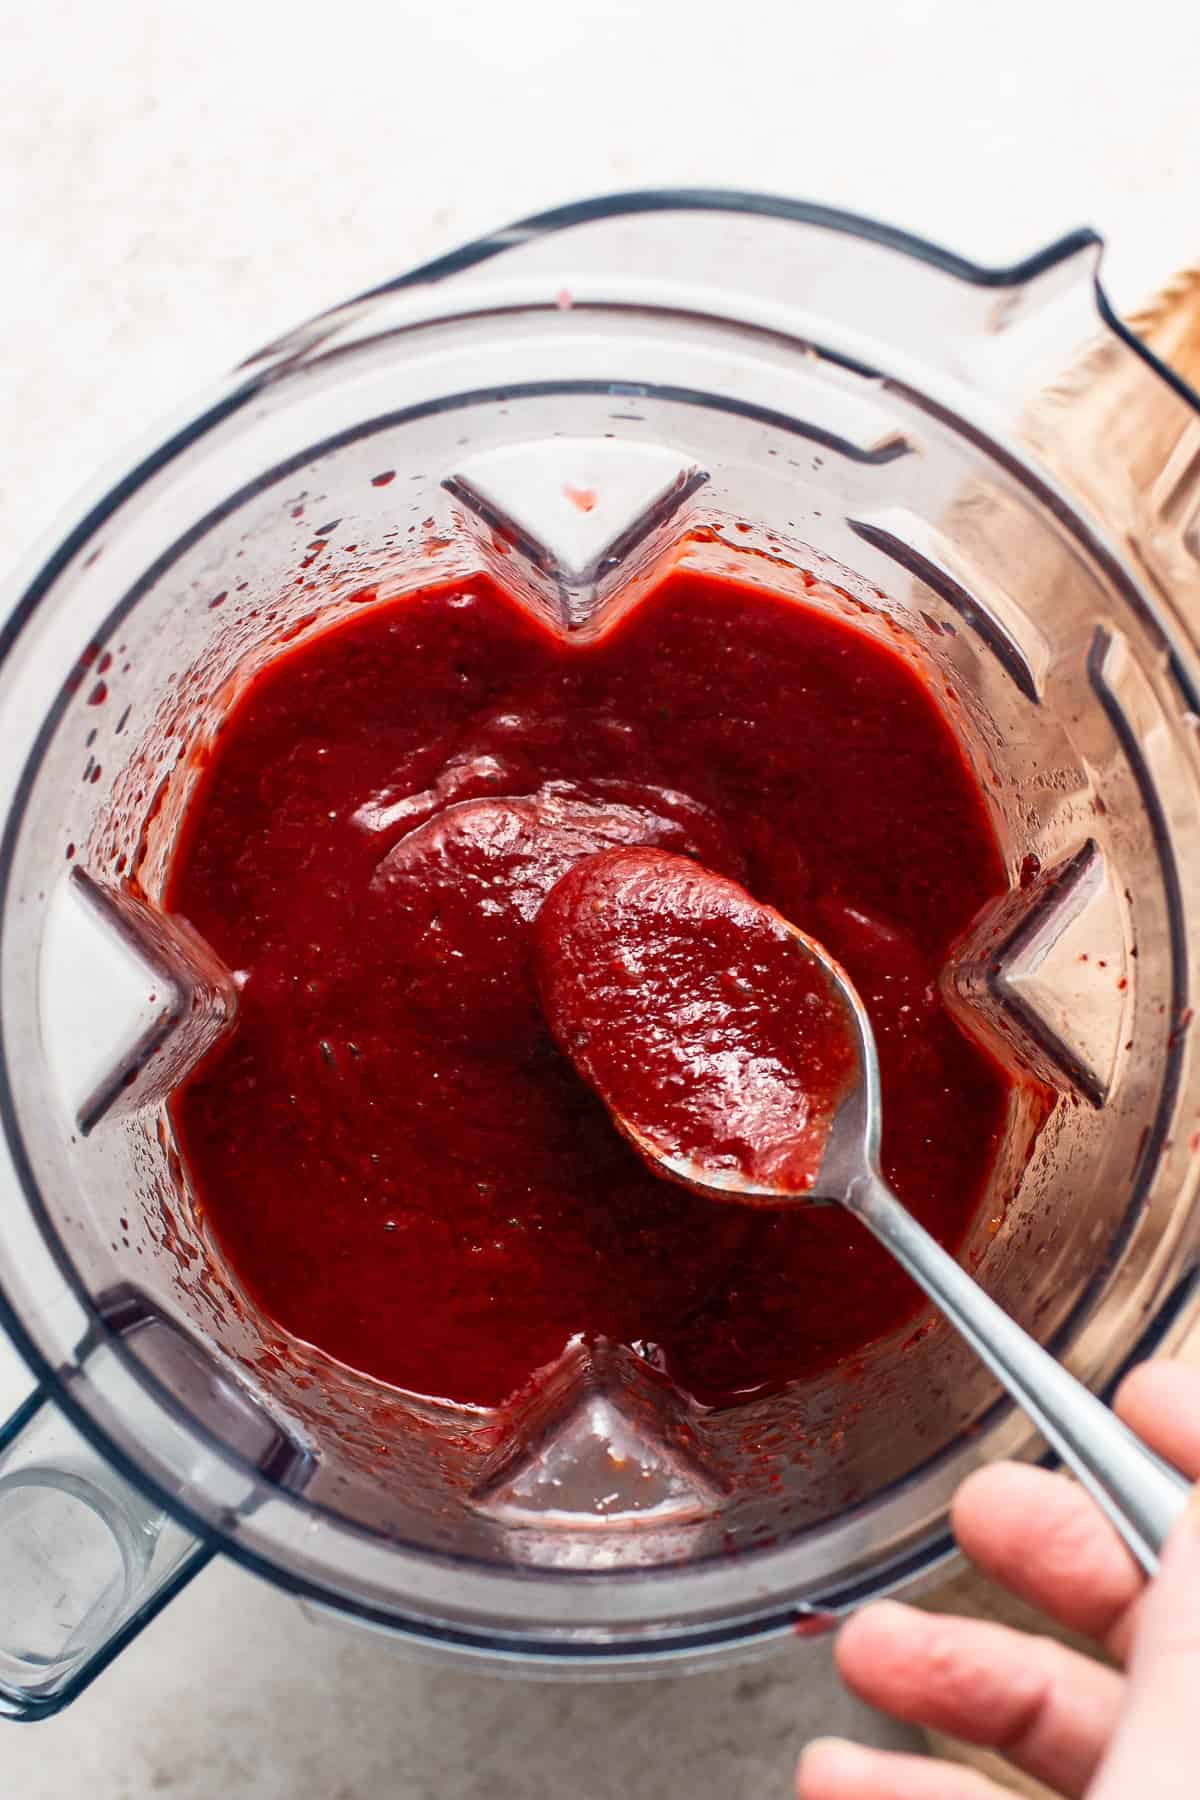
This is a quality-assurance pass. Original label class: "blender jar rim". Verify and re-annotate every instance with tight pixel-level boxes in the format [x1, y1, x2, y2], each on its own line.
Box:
[0, 187, 1197, 1671]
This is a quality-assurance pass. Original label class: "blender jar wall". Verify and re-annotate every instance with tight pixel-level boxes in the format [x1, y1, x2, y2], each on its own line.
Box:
[0, 194, 1198, 1708]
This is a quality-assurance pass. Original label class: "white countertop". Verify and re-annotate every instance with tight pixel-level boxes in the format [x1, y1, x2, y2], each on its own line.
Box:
[2, 1, 1198, 1792]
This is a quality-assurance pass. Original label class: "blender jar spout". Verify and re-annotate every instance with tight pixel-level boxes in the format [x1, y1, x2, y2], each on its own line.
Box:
[0, 1285, 314, 1719]
[0, 1389, 211, 1720]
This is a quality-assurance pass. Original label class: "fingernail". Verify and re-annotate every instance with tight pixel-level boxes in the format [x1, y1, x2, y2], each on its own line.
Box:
[797, 1736, 860, 1788]
[859, 1597, 914, 1624]
[800, 1737, 870, 1765]
[1164, 1481, 1200, 1558]
[840, 1597, 920, 1642]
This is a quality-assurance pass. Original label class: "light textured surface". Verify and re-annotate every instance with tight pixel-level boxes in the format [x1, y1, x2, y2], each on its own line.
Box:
[3, 1, 1200, 1792]
[0, 1577, 923, 1799]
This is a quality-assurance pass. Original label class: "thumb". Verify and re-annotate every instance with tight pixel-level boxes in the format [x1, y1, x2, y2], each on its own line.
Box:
[1091, 1491, 1200, 1798]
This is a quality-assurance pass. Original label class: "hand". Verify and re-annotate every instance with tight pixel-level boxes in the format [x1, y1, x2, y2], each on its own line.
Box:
[796, 1357, 1200, 1798]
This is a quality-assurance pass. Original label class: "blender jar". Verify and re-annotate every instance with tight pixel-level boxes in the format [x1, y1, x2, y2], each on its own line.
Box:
[1, 190, 1199, 1718]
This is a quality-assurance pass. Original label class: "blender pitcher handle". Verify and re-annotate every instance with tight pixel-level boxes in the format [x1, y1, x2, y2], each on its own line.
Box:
[0, 1386, 212, 1720]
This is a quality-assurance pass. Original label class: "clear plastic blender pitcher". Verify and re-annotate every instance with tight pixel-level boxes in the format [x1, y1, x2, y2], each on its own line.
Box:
[2, 191, 1200, 1718]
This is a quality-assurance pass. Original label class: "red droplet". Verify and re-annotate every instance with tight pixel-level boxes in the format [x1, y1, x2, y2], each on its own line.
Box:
[87, 680, 108, 706]
[371, 471, 396, 488]
[792, 1612, 838, 1639]
[563, 485, 597, 514]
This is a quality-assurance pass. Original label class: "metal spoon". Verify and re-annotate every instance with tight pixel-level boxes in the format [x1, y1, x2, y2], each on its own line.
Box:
[618, 925, 1191, 1576]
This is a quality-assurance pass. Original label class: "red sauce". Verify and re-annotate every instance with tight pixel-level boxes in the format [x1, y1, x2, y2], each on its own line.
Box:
[535, 847, 858, 1195]
[167, 565, 1009, 1408]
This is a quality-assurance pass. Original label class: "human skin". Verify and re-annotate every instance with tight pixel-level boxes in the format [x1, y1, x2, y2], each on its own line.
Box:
[796, 1358, 1200, 1799]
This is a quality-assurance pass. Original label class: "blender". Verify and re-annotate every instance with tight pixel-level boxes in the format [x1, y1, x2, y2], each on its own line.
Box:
[0, 190, 1198, 1719]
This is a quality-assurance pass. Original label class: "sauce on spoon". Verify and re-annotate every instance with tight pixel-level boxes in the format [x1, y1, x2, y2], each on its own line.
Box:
[535, 847, 858, 1197]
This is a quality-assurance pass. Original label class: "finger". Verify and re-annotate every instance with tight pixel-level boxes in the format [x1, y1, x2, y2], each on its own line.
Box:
[953, 1461, 1143, 1657]
[796, 1736, 1009, 1800]
[1090, 1493, 1200, 1798]
[835, 1599, 1122, 1797]
[1114, 1359, 1200, 1477]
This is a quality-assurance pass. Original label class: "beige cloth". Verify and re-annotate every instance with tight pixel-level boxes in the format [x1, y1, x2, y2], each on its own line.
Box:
[913, 265, 1200, 1794]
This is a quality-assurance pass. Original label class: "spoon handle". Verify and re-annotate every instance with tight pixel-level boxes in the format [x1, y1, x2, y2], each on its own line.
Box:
[848, 1170, 1192, 1575]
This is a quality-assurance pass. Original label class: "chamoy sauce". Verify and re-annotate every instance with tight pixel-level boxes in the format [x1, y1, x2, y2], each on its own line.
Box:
[535, 847, 858, 1195]
[167, 566, 1009, 1408]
